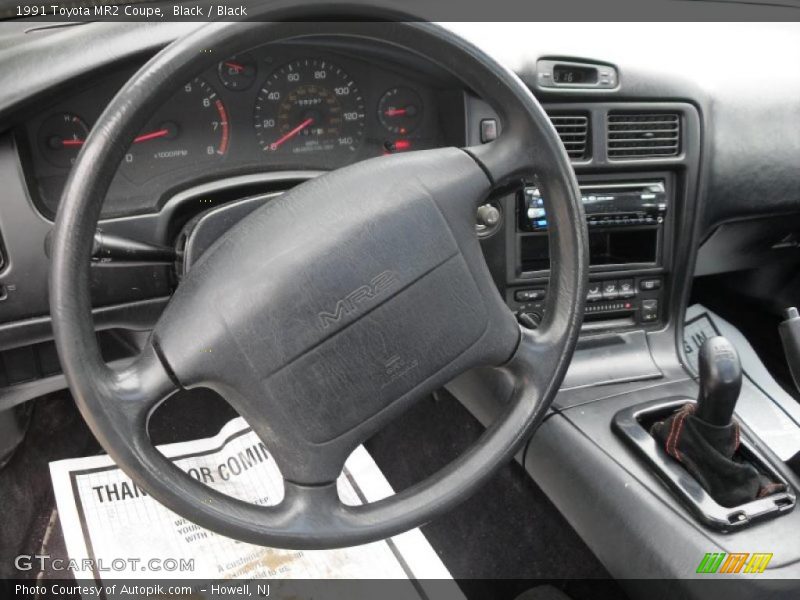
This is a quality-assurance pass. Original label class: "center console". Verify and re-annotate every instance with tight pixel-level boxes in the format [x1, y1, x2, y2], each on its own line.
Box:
[457, 93, 800, 590]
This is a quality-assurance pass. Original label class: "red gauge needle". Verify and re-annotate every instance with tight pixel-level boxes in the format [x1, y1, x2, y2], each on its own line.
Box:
[58, 128, 170, 148]
[384, 108, 408, 117]
[225, 61, 245, 72]
[132, 128, 170, 143]
[269, 118, 314, 150]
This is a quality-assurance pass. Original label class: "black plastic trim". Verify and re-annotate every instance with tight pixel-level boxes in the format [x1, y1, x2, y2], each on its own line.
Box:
[613, 396, 796, 532]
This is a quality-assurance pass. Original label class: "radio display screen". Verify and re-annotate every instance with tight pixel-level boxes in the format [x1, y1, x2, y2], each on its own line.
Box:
[519, 183, 667, 232]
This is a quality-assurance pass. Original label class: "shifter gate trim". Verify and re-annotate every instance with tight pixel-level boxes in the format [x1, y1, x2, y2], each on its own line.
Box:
[613, 397, 796, 532]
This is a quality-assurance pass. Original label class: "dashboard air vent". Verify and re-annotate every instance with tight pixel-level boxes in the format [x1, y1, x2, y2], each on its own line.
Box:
[548, 113, 590, 161]
[607, 112, 680, 159]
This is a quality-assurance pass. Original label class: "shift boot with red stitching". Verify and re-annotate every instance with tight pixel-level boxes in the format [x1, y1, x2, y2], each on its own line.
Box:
[650, 404, 786, 507]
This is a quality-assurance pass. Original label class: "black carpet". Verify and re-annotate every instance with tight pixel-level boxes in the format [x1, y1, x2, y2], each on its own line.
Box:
[148, 387, 240, 445]
[0, 392, 98, 579]
[365, 391, 624, 600]
[0, 389, 241, 581]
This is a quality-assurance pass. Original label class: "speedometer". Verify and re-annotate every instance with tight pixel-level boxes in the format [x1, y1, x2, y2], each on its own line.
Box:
[253, 59, 365, 156]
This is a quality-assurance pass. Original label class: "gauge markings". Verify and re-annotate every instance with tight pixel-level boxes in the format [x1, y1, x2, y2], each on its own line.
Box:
[254, 59, 366, 155]
[378, 87, 423, 135]
[37, 112, 90, 167]
[218, 54, 256, 91]
[121, 77, 229, 183]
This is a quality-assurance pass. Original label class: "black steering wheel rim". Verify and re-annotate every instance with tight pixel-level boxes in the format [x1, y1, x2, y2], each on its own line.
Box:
[50, 13, 587, 549]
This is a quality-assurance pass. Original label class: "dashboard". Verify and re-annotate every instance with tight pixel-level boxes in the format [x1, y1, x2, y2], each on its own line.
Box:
[1, 20, 800, 588]
[18, 39, 464, 218]
[1, 20, 800, 408]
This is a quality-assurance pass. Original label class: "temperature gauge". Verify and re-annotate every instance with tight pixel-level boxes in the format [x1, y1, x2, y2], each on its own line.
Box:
[378, 87, 423, 135]
[37, 112, 90, 168]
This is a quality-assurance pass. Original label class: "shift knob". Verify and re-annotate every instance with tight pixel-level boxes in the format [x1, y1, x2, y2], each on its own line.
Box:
[695, 336, 742, 426]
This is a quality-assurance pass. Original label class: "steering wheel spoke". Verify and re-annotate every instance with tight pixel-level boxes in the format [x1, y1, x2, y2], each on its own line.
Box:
[70, 341, 180, 465]
[110, 342, 179, 419]
[505, 326, 565, 395]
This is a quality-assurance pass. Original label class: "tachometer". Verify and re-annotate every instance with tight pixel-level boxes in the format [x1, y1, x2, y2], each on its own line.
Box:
[253, 59, 366, 156]
[121, 77, 229, 182]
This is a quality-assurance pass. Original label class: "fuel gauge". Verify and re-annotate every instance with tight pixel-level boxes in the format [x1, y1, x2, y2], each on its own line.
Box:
[218, 54, 257, 91]
[37, 112, 90, 168]
[378, 87, 423, 135]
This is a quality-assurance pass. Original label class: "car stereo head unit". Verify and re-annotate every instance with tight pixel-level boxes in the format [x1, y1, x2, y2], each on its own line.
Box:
[520, 181, 667, 231]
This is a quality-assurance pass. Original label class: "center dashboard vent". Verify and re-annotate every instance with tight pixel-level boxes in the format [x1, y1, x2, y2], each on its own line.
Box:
[607, 112, 681, 159]
[548, 113, 590, 161]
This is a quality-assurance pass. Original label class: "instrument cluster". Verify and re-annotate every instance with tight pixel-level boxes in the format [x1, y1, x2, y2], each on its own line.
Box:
[20, 43, 464, 218]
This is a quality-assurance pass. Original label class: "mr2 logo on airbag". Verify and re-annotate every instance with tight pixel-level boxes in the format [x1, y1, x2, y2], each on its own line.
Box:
[318, 271, 399, 329]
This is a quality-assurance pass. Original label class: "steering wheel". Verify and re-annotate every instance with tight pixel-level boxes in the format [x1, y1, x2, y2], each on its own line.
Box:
[49, 12, 587, 549]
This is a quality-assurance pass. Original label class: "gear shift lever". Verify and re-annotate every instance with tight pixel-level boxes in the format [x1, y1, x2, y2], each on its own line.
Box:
[695, 336, 742, 426]
[650, 335, 785, 507]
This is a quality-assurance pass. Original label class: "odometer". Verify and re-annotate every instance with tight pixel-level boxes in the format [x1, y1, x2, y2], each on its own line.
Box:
[254, 59, 366, 156]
